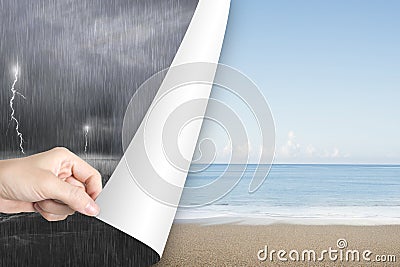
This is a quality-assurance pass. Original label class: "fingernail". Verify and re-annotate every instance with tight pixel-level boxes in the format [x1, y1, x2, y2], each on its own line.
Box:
[84, 202, 100, 216]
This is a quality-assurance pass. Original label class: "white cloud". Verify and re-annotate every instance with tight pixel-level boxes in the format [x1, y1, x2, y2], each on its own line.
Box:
[277, 131, 348, 162]
[280, 131, 301, 158]
[305, 144, 316, 157]
[331, 147, 340, 158]
[218, 141, 263, 163]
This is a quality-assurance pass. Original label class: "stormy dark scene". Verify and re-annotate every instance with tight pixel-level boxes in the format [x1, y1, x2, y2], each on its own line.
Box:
[0, 0, 198, 265]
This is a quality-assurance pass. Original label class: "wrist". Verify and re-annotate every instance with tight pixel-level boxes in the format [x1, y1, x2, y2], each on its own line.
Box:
[0, 160, 8, 200]
[0, 159, 17, 195]
[0, 159, 7, 181]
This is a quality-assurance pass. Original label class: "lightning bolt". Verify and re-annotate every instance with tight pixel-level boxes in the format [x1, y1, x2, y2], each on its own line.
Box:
[9, 63, 26, 154]
[84, 125, 89, 155]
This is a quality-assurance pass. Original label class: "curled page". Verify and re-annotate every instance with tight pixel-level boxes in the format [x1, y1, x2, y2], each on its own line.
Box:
[96, 0, 231, 258]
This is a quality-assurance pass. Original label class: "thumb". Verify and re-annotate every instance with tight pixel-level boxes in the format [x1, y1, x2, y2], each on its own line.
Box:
[39, 170, 100, 216]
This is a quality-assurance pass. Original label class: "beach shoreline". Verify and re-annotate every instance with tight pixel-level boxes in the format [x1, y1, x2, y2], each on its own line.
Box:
[156, 223, 400, 266]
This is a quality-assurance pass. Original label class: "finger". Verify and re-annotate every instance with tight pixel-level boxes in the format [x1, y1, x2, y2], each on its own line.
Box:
[82, 173, 102, 200]
[34, 203, 68, 222]
[51, 148, 102, 200]
[38, 177, 84, 215]
[57, 161, 73, 179]
[36, 200, 75, 215]
[70, 159, 102, 200]
[65, 176, 85, 189]
[39, 170, 100, 216]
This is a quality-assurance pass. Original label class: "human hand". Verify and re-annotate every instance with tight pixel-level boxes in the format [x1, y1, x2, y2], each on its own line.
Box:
[0, 147, 102, 221]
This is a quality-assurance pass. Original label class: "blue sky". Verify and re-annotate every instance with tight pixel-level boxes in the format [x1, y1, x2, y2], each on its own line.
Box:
[217, 0, 400, 164]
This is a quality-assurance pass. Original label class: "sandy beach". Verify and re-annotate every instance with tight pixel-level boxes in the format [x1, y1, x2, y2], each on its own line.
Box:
[156, 224, 399, 266]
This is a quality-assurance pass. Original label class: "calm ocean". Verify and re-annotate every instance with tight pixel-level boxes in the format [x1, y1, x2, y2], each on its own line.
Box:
[176, 164, 400, 225]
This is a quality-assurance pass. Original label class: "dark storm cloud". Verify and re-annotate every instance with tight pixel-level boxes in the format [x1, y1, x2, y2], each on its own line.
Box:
[0, 0, 198, 158]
